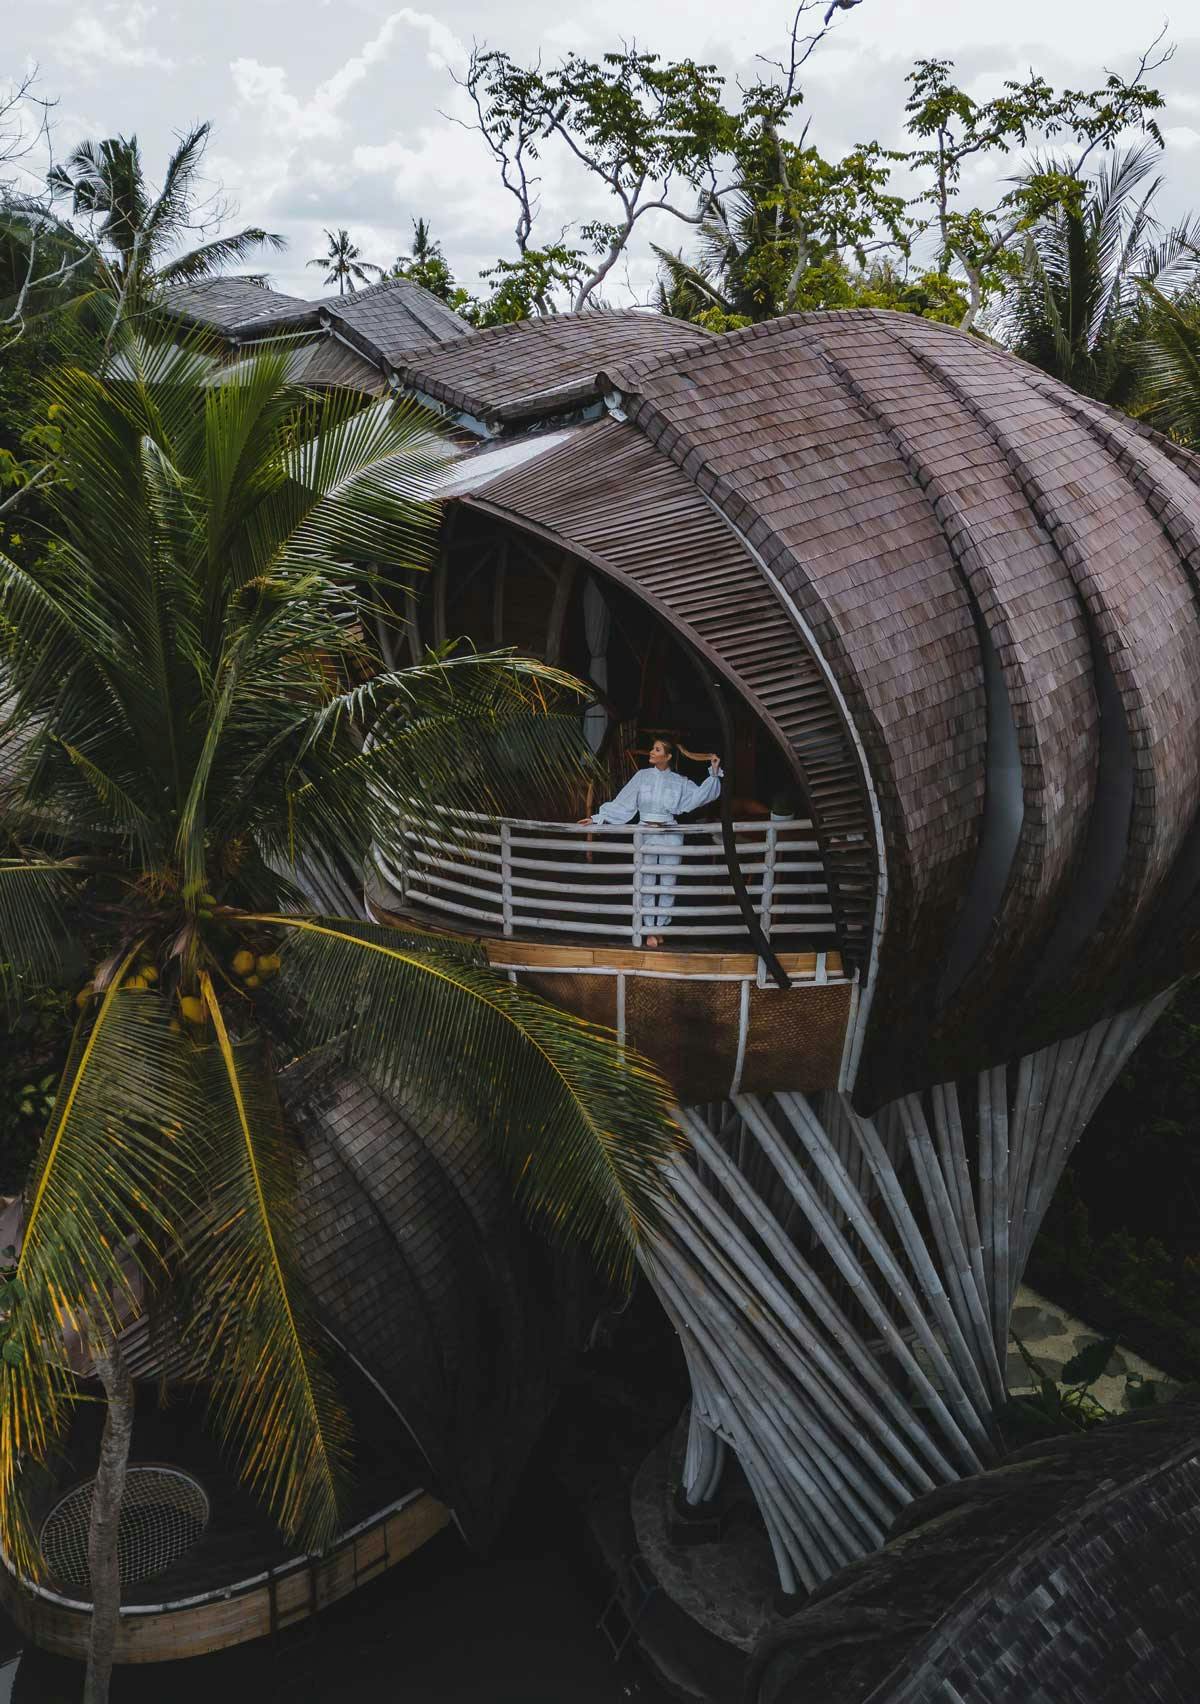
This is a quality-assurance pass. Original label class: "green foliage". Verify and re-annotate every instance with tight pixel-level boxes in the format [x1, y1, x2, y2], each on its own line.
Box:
[1028, 980, 1200, 1382]
[998, 1331, 1160, 1447]
[1003, 145, 1200, 404]
[0, 984, 74, 1192]
[654, 124, 915, 325]
[307, 226, 383, 297]
[388, 218, 470, 312]
[0, 326, 681, 1562]
[468, 245, 588, 326]
[903, 51, 1169, 325]
[31, 124, 284, 318]
[1136, 285, 1200, 446]
[465, 44, 736, 312]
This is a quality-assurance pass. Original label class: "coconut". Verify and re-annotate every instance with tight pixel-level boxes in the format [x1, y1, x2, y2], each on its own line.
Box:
[231, 948, 256, 977]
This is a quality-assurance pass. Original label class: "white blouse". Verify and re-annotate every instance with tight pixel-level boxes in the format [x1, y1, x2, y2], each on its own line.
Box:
[592, 764, 723, 827]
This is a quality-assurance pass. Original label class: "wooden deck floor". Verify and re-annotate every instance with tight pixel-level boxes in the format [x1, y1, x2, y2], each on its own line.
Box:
[373, 905, 844, 980]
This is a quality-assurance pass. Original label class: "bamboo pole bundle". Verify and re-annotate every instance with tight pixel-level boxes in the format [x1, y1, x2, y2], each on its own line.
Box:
[720, 1101, 975, 1476]
[641, 994, 1172, 1594]
[666, 1153, 928, 1508]
[768, 1095, 994, 1455]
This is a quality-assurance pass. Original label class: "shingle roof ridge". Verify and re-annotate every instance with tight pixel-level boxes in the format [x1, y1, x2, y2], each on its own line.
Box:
[417, 304, 705, 358]
[598, 306, 970, 395]
[320, 276, 436, 307]
[155, 276, 316, 334]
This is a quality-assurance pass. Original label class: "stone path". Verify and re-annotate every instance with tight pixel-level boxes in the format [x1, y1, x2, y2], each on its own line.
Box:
[1006, 1281, 1177, 1411]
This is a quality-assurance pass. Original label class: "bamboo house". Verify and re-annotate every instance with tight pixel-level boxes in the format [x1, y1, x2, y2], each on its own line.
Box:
[7, 274, 1200, 1659]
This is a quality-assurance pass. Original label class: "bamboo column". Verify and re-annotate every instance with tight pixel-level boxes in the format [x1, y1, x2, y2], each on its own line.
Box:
[642, 992, 1172, 1592]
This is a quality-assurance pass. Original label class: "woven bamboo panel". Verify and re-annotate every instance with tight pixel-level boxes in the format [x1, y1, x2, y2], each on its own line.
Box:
[518, 971, 618, 1032]
[625, 975, 743, 1102]
[740, 982, 852, 1093]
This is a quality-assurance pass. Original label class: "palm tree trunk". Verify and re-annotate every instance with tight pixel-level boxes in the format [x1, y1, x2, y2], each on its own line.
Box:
[84, 1326, 133, 1704]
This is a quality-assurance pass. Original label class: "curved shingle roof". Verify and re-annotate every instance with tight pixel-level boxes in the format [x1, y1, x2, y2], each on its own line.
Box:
[282, 1058, 572, 1546]
[154, 277, 318, 335]
[426, 309, 1200, 1101]
[747, 1392, 1200, 1704]
[323, 277, 471, 362]
[395, 308, 708, 428]
[577, 310, 1200, 1097]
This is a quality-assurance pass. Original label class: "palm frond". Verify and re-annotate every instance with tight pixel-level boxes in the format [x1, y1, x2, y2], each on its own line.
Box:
[254, 916, 682, 1286]
[270, 391, 448, 579]
[155, 229, 286, 288]
[1135, 285, 1200, 447]
[0, 952, 194, 1572]
[140, 124, 210, 256]
[183, 975, 349, 1546]
[0, 861, 80, 1008]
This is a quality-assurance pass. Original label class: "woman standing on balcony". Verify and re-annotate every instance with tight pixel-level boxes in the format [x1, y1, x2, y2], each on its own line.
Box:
[579, 738, 723, 948]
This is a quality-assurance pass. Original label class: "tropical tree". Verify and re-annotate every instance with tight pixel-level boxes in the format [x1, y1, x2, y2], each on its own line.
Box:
[1001, 144, 1200, 405]
[389, 216, 466, 308]
[651, 130, 913, 328]
[35, 122, 285, 325]
[902, 43, 1172, 330]
[1136, 285, 1200, 447]
[0, 329, 678, 1700]
[307, 227, 384, 296]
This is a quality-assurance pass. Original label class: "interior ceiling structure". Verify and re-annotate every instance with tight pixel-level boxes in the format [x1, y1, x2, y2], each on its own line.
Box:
[159, 278, 1200, 1106]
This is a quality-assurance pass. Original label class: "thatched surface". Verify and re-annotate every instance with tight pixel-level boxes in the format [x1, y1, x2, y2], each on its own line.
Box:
[322, 278, 470, 363]
[393, 308, 707, 428]
[748, 1391, 1200, 1704]
[154, 277, 317, 335]
[280, 1056, 573, 1548]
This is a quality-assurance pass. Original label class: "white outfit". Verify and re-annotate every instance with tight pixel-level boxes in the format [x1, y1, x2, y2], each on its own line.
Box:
[592, 764, 723, 933]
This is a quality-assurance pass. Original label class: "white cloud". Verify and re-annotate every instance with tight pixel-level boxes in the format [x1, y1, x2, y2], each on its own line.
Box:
[231, 10, 466, 143]
[1163, 125, 1200, 152]
[55, 5, 177, 74]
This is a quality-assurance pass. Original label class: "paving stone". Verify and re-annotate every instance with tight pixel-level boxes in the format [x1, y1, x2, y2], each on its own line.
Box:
[1007, 1353, 1064, 1388]
[1010, 1305, 1067, 1339]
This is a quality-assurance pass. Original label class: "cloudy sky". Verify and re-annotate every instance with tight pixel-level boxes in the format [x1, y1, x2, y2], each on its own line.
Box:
[7, 0, 1200, 305]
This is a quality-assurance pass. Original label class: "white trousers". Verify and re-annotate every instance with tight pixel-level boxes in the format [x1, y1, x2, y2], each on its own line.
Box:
[639, 829, 683, 932]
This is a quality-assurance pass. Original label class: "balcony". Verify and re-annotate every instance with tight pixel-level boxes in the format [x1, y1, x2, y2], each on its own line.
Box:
[374, 810, 835, 952]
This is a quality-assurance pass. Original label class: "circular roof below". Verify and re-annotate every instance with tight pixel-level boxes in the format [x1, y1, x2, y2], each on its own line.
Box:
[41, 1464, 209, 1591]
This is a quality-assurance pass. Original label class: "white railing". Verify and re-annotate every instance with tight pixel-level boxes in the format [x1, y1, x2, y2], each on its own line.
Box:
[375, 810, 834, 948]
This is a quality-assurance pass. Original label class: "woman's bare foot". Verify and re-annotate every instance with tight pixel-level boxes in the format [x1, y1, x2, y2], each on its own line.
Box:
[645, 935, 662, 948]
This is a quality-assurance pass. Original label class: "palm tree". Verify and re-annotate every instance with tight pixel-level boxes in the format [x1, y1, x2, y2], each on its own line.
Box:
[41, 122, 285, 324]
[1136, 285, 1200, 448]
[390, 217, 460, 305]
[1002, 144, 1200, 405]
[0, 329, 678, 1700]
[307, 228, 384, 296]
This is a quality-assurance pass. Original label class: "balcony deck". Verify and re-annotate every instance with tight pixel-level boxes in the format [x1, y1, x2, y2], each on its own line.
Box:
[371, 811, 855, 1097]
[374, 810, 838, 957]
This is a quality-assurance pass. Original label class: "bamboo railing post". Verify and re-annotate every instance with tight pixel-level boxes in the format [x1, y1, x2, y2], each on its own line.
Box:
[499, 820, 514, 938]
[631, 827, 645, 947]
